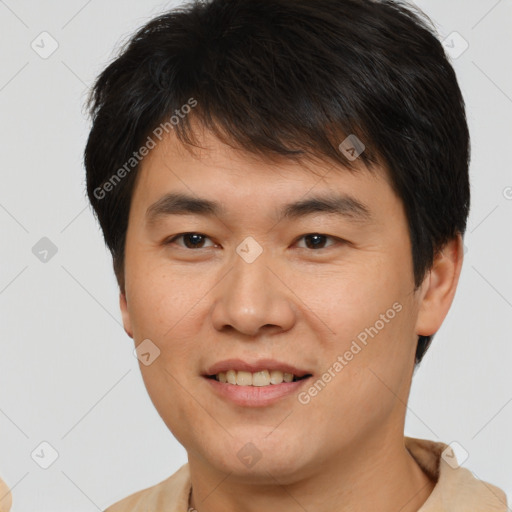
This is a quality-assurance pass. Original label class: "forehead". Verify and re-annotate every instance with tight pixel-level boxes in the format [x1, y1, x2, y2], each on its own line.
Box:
[132, 128, 395, 212]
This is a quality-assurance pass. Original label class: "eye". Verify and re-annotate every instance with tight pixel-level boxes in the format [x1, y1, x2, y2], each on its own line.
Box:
[295, 233, 339, 250]
[165, 233, 216, 249]
[165, 232, 342, 251]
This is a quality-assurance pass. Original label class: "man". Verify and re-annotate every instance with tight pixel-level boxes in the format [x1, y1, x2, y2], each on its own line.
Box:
[83, 0, 507, 510]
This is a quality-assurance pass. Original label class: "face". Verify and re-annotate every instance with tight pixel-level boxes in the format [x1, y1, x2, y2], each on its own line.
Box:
[120, 128, 442, 483]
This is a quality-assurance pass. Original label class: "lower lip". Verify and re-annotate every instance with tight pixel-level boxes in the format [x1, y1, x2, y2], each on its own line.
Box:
[204, 376, 312, 407]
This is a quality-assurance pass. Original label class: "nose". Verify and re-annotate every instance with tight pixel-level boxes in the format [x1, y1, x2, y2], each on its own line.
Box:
[210, 249, 297, 338]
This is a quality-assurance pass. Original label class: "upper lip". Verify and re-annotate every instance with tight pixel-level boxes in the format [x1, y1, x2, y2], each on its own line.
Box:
[205, 358, 312, 378]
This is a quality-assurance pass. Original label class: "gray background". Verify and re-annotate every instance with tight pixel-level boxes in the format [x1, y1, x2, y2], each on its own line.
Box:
[0, 0, 511, 510]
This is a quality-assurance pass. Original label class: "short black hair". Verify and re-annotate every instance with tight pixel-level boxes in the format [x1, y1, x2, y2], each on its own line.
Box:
[84, 0, 470, 366]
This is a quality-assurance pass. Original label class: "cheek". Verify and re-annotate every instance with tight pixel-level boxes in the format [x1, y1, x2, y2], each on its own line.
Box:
[318, 365, 402, 442]
[126, 258, 210, 343]
[303, 251, 417, 391]
[305, 305, 415, 442]
[301, 257, 409, 344]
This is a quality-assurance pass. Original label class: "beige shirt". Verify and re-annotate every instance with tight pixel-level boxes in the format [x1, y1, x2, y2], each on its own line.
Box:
[103, 437, 507, 512]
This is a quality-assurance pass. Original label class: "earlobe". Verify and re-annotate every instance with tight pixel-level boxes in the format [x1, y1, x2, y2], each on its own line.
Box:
[415, 234, 464, 337]
[119, 291, 134, 338]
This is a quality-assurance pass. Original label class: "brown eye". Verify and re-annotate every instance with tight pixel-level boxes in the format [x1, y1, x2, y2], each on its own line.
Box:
[167, 233, 215, 249]
[296, 234, 337, 250]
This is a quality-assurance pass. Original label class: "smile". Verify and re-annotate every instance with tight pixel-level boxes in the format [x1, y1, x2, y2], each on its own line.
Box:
[208, 369, 312, 387]
[203, 358, 313, 406]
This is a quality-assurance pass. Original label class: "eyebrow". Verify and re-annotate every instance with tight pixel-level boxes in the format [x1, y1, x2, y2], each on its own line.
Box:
[145, 192, 372, 226]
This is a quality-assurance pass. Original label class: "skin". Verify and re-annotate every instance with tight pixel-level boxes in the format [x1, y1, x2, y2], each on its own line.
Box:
[0, 476, 11, 512]
[120, 125, 463, 512]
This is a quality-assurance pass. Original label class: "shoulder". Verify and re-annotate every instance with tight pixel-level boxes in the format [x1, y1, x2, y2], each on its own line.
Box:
[405, 436, 508, 511]
[103, 463, 191, 512]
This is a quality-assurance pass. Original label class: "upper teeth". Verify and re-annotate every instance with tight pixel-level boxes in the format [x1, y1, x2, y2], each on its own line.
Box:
[216, 370, 297, 386]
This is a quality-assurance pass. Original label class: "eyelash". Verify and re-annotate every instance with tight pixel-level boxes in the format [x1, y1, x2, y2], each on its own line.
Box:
[164, 233, 342, 250]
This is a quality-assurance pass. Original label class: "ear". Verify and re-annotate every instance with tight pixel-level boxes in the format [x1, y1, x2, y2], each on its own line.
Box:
[415, 234, 464, 336]
[120, 291, 134, 338]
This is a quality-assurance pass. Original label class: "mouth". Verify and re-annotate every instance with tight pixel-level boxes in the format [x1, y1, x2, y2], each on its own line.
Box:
[206, 370, 313, 386]
[202, 359, 314, 406]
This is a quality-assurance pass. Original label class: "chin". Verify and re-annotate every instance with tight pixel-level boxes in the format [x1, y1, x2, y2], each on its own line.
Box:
[199, 434, 314, 483]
